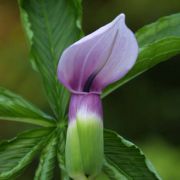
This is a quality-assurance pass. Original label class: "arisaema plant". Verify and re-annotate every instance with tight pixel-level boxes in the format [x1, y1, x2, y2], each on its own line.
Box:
[0, 0, 180, 179]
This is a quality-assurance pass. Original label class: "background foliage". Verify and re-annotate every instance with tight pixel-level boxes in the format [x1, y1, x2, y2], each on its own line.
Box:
[0, 0, 180, 179]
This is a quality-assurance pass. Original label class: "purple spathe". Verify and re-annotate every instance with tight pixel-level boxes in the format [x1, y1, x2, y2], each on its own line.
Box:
[57, 13, 139, 178]
[57, 13, 138, 94]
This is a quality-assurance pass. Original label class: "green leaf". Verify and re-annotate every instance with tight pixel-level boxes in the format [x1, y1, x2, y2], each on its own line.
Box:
[102, 13, 180, 97]
[57, 125, 70, 180]
[35, 132, 57, 180]
[103, 129, 161, 180]
[0, 128, 54, 179]
[18, 0, 83, 119]
[0, 87, 55, 127]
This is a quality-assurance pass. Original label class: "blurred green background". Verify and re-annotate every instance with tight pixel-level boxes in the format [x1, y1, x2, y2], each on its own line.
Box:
[0, 0, 180, 179]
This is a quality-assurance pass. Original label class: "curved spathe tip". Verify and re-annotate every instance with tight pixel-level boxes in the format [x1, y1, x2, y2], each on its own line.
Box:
[114, 13, 125, 22]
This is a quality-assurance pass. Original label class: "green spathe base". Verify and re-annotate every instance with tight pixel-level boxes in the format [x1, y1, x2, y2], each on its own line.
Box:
[65, 116, 104, 179]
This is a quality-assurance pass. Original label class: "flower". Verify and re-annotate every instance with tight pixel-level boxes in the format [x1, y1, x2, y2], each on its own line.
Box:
[57, 13, 138, 179]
